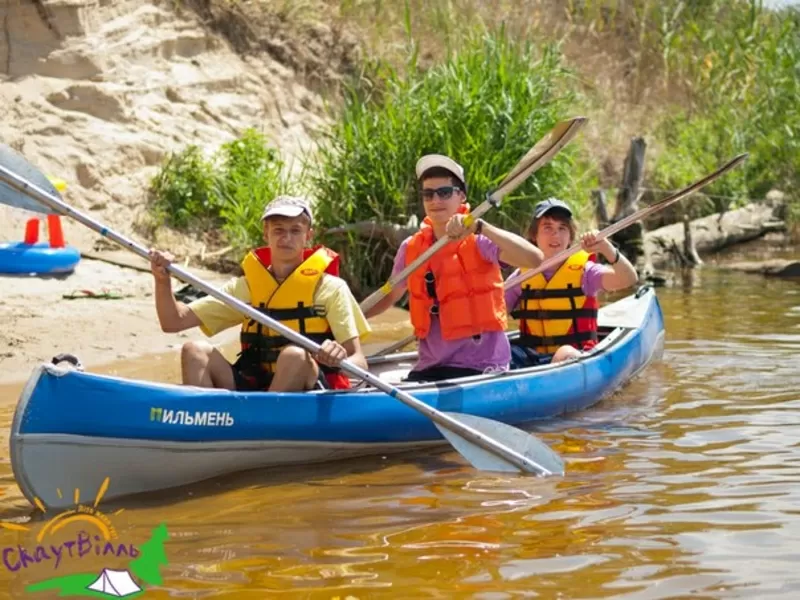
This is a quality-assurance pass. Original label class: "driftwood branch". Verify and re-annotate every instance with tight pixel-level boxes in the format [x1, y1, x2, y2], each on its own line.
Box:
[721, 259, 800, 278]
[319, 220, 416, 247]
[683, 213, 703, 266]
[645, 200, 787, 269]
[613, 136, 647, 221]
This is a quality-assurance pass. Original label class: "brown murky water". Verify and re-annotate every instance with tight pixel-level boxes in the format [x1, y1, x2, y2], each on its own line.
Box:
[0, 240, 798, 599]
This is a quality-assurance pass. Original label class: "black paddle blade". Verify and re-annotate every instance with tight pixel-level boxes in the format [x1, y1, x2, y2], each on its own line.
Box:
[0, 143, 61, 215]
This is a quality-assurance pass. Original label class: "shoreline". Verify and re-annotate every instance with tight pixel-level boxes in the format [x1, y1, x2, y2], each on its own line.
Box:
[0, 255, 235, 388]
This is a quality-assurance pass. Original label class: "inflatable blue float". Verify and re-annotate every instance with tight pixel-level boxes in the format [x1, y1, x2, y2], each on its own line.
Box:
[0, 177, 82, 276]
[0, 240, 81, 275]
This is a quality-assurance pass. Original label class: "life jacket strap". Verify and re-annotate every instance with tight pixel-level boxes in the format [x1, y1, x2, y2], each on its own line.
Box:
[253, 304, 322, 321]
[239, 331, 330, 365]
[424, 269, 441, 316]
[519, 287, 586, 300]
[510, 307, 598, 320]
[517, 330, 598, 348]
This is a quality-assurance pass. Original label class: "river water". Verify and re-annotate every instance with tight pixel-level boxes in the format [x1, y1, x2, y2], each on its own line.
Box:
[0, 240, 798, 599]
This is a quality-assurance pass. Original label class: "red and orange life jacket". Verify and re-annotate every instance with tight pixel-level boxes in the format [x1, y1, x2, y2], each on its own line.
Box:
[239, 245, 350, 389]
[406, 207, 507, 341]
[510, 250, 599, 354]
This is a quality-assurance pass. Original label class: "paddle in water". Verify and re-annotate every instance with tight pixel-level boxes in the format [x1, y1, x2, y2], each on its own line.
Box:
[359, 116, 588, 314]
[0, 143, 565, 477]
[370, 152, 750, 359]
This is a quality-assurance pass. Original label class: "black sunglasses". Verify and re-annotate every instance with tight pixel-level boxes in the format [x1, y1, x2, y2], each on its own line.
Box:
[420, 185, 461, 201]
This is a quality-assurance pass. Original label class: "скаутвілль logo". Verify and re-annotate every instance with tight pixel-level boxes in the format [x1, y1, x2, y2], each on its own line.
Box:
[1, 477, 169, 597]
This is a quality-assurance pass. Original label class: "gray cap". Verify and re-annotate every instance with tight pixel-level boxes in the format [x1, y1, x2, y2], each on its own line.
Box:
[533, 197, 573, 219]
[261, 195, 313, 222]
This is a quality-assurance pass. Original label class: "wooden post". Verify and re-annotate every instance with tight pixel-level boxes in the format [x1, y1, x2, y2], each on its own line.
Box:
[683, 213, 703, 266]
[609, 137, 652, 275]
[593, 189, 609, 230]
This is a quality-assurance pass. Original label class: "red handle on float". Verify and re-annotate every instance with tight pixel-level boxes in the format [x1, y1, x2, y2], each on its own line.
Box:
[24, 218, 40, 245]
[47, 214, 65, 248]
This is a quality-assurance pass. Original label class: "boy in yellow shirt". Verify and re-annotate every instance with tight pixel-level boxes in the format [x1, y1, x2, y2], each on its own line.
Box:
[149, 196, 371, 392]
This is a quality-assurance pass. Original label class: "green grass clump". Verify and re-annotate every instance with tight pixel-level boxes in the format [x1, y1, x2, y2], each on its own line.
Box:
[647, 1, 799, 213]
[149, 128, 294, 254]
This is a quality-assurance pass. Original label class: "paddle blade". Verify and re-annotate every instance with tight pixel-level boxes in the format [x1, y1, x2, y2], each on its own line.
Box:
[436, 412, 565, 476]
[0, 144, 61, 215]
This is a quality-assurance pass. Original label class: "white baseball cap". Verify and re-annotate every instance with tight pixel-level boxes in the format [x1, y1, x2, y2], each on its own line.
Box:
[260, 195, 313, 222]
[415, 154, 467, 191]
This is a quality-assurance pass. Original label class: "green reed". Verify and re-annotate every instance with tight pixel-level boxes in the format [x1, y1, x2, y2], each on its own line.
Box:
[149, 128, 295, 254]
[646, 1, 799, 211]
[149, 0, 798, 291]
[334, 0, 798, 215]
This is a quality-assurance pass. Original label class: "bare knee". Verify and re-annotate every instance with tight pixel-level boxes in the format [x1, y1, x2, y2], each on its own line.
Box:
[276, 345, 308, 363]
[181, 340, 214, 365]
[275, 345, 316, 377]
[180, 340, 234, 390]
[272, 345, 318, 391]
[552, 345, 582, 364]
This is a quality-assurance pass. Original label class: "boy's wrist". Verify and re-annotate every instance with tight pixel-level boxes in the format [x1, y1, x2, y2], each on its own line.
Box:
[606, 245, 620, 265]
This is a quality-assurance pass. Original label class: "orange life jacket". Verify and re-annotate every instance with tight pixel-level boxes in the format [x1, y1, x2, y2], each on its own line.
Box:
[510, 250, 599, 354]
[406, 207, 507, 341]
[238, 245, 350, 390]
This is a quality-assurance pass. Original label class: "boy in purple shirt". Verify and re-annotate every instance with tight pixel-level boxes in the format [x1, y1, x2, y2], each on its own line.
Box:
[505, 198, 639, 367]
[364, 154, 544, 381]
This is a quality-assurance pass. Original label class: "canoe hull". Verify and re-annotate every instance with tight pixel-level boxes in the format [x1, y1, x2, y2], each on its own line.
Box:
[10, 286, 665, 510]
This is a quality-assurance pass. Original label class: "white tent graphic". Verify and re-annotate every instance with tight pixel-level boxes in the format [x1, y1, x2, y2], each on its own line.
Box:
[86, 568, 142, 597]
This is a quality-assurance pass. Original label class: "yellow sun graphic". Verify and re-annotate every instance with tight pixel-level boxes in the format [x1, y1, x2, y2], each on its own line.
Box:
[0, 477, 125, 543]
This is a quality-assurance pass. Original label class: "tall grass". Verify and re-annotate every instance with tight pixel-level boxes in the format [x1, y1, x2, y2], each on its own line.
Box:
[307, 28, 597, 294]
[149, 0, 798, 288]
[648, 1, 799, 211]
[149, 128, 295, 255]
[333, 0, 799, 212]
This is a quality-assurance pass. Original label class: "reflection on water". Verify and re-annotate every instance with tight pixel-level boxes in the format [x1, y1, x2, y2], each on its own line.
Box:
[1, 254, 799, 598]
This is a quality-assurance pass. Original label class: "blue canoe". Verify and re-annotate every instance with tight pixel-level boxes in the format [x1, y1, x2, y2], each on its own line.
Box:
[10, 286, 665, 510]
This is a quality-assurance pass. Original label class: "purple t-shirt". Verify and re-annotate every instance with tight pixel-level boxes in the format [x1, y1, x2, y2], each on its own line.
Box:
[503, 262, 606, 311]
[392, 235, 511, 374]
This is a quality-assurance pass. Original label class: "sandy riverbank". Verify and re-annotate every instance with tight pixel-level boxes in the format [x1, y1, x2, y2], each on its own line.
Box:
[0, 251, 233, 387]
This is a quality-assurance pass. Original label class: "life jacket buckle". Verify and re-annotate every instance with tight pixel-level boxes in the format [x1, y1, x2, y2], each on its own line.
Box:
[424, 270, 437, 300]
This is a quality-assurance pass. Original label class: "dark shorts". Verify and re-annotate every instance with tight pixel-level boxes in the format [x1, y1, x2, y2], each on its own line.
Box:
[231, 360, 274, 392]
[509, 344, 554, 370]
[230, 356, 350, 392]
[405, 365, 484, 383]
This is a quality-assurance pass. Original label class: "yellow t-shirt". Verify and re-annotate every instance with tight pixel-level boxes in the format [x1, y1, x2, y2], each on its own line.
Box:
[187, 274, 372, 343]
